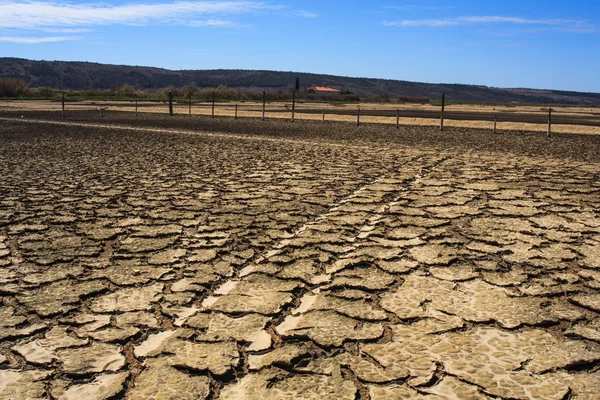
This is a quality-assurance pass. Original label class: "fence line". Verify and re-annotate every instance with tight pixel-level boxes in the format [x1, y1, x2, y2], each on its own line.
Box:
[7, 98, 600, 130]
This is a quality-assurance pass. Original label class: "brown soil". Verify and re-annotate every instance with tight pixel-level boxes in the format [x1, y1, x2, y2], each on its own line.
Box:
[1, 111, 599, 400]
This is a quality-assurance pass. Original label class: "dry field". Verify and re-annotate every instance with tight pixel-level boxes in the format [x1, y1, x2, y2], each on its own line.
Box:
[1, 111, 600, 399]
[2, 99, 600, 135]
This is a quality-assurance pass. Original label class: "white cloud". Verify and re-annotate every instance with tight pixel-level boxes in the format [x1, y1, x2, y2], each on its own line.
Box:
[385, 5, 454, 11]
[295, 10, 318, 18]
[186, 19, 243, 27]
[0, 1, 270, 28]
[0, 35, 78, 43]
[384, 19, 458, 27]
[40, 28, 91, 33]
[458, 16, 579, 25]
[0, 0, 318, 44]
[383, 15, 596, 32]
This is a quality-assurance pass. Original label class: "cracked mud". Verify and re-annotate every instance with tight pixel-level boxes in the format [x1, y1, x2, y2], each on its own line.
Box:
[1, 112, 599, 399]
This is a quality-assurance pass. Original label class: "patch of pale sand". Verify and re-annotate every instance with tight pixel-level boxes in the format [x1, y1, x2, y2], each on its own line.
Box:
[67, 105, 600, 135]
[5, 99, 599, 115]
[93, 103, 599, 135]
[172, 108, 600, 135]
[326, 102, 599, 117]
[240, 100, 598, 114]
[263, 101, 600, 118]
[0, 101, 60, 111]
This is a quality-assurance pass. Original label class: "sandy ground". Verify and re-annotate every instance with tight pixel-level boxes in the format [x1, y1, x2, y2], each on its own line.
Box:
[2, 99, 599, 135]
[0, 113, 599, 399]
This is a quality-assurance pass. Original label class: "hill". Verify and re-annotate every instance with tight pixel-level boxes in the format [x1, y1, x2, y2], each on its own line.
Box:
[1, 57, 599, 105]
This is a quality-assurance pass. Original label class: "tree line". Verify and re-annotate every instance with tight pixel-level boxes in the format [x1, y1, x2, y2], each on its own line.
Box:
[0, 78, 431, 104]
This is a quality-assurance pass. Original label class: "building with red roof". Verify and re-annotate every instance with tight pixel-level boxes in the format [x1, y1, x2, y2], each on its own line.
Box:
[306, 86, 340, 93]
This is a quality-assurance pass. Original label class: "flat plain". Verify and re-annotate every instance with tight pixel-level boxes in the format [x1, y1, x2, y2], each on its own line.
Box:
[1, 111, 600, 399]
[2, 100, 600, 135]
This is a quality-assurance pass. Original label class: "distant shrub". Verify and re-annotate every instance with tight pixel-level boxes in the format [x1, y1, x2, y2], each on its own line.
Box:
[0, 78, 28, 97]
[397, 96, 430, 103]
[37, 87, 54, 97]
[181, 82, 198, 98]
[115, 83, 136, 97]
[26, 87, 54, 98]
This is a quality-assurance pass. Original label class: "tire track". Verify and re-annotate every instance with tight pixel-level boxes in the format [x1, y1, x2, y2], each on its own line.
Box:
[0, 117, 394, 151]
[127, 154, 433, 391]
[207, 154, 450, 397]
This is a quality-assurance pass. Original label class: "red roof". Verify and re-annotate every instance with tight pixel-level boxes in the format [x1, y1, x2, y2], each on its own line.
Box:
[307, 86, 339, 92]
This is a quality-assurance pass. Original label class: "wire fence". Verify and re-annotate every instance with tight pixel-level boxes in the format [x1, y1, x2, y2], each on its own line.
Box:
[5, 94, 600, 137]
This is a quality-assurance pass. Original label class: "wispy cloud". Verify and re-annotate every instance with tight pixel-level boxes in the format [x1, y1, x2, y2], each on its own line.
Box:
[40, 28, 91, 33]
[385, 19, 456, 27]
[185, 19, 244, 28]
[295, 10, 318, 18]
[0, 1, 318, 44]
[385, 5, 454, 11]
[0, 1, 270, 29]
[383, 15, 596, 33]
[0, 35, 78, 43]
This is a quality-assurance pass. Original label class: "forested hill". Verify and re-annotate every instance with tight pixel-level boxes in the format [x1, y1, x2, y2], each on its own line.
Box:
[1, 57, 599, 104]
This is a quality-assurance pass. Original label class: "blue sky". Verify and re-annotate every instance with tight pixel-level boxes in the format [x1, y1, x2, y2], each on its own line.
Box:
[1, 0, 599, 92]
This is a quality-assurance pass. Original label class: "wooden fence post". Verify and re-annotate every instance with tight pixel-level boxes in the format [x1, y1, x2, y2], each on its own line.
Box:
[357, 106, 360, 126]
[235, 104, 238, 120]
[135, 99, 138, 117]
[168, 91, 173, 116]
[293, 77, 299, 123]
[262, 91, 266, 121]
[61, 93, 65, 118]
[396, 108, 400, 128]
[291, 90, 296, 122]
[440, 93, 445, 131]
[211, 91, 215, 118]
[322, 109, 325, 123]
[547, 107, 552, 137]
[189, 93, 192, 117]
[493, 114, 497, 134]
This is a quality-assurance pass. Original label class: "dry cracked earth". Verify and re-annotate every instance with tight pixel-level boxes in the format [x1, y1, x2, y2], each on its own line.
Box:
[1, 112, 600, 399]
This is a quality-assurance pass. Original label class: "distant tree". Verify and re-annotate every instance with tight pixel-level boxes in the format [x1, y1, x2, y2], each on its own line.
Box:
[0, 78, 28, 97]
[115, 83, 136, 97]
[215, 84, 238, 100]
[159, 85, 180, 99]
[181, 82, 198, 99]
[26, 87, 54, 98]
[37, 87, 54, 97]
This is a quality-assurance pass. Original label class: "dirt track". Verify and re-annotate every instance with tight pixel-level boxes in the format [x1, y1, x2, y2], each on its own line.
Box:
[1, 112, 599, 399]
[3, 110, 600, 162]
